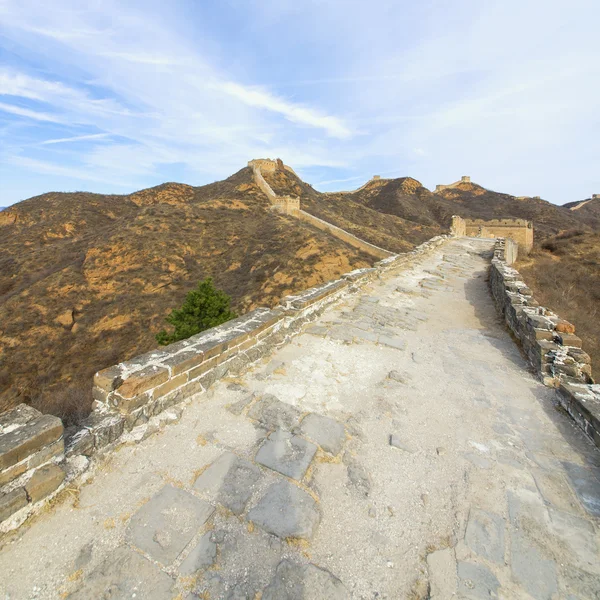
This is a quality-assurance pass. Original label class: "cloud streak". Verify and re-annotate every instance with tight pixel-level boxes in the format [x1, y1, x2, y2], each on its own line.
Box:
[0, 0, 599, 205]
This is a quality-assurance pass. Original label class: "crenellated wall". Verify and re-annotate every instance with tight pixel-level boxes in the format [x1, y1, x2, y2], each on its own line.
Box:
[490, 238, 599, 447]
[0, 234, 448, 531]
[434, 176, 471, 193]
[248, 158, 394, 258]
[452, 216, 533, 254]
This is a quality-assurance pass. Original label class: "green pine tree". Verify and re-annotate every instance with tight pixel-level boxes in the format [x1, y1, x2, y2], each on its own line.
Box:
[156, 277, 236, 345]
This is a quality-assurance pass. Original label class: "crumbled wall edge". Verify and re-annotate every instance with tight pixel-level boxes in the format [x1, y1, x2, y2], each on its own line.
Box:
[489, 238, 599, 448]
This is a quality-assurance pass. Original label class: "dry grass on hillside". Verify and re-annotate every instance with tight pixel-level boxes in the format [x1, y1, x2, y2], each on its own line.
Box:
[517, 231, 600, 379]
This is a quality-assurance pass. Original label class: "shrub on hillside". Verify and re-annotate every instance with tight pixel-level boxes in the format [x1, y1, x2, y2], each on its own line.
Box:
[156, 277, 236, 345]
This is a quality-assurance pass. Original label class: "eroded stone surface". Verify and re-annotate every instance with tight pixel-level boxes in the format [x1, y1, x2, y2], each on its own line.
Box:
[247, 480, 320, 539]
[179, 532, 217, 575]
[247, 394, 302, 431]
[464, 508, 505, 564]
[255, 430, 317, 480]
[262, 559, 348, 600]
[457, 561, 501, 600]
[300, 413, 346, 456]
[24, 464, 65, 504]
[193, 452, 261, 515]
[68, 546, 174, 599]
[127, 485, 214, 564]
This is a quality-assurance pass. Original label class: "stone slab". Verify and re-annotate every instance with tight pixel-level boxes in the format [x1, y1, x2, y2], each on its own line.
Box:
[0, 414, 63, 470]
[127, 484, 214, 565]
[510, 531, 558, 600]
[427, 548, 457, 599]
[179, 531, 217, 575]
[255, 430, 317, 480]
[262, 559, 348, 600]
[247, 394, 302, 431]
[0, 487, 28, 522]
[300, 413, 346, 455]
[24, 464, 65, 503]
[464, 508, 505, 564]
[457, 561, 501, 600]
[0, 437, 64, 487]
[247, 480, 320, 540]
[378, 335, 406, 351]
[67, 546, 174, 599]
[562, 462, 600, 517]
[193, 452, 261, 515]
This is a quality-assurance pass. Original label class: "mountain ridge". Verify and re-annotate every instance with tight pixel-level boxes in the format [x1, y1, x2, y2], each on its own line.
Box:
[1, 160, 598, 423]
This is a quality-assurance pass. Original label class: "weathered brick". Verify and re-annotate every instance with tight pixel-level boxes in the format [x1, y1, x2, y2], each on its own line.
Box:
[556, 333, 582, 348]
[0, 404, 41, 430]
[0, 414, 63, 471]
[93, 365, 125, 393]
[118, 365, 169, 399]
[533, 328, 554, 341]
[65, 429, 94, 458]
[568, 348, 591, 364]
[153, 373, 188, 400]
[188, 356, 219, 380]
[87, 414, 125, 449]
[0, 487, 28, 522]
[162, 351, 205, 376]
[527, 314, 554, 331]
[0, 438, 64, 487]
[25, 464, 65, 503]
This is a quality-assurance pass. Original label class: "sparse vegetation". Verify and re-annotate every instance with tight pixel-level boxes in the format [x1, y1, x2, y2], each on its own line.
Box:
[156, 277, 237, 345]
[517, 231, 600, 378]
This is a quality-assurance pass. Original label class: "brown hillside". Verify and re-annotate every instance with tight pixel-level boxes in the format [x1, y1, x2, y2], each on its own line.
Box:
[0, 167, 374, 424]
[433, 183, 588, 239]
[261, 170, 442, 253]
[516, 231, 600, 378]
[564, 197, 600, 230]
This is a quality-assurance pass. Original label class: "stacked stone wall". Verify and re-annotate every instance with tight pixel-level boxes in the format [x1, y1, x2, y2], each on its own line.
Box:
[0, 234, 449, 531]
[490, 239, 600, 448]
[0, 406, 65, 523]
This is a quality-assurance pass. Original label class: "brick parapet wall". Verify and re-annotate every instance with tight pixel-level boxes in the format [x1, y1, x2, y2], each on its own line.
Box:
[0, 234, 448, 532]
[453, 216, 534, 254]
[490, 238, 600, 448]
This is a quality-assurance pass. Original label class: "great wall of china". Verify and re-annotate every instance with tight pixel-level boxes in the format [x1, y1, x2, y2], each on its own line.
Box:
[248, 159, 394, 259]
[1, 168, 599, 599]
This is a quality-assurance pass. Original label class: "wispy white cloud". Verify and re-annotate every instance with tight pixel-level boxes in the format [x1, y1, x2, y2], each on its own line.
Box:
[0, 0, 598, 205]
[212, 81, 352, 139]
[0, 101, 63, 123]
[40, 133, 111, 145]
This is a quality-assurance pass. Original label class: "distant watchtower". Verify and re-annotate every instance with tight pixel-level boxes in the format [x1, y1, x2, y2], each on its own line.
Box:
[593, 194, 600, 199]
[461, 176, 470, 183]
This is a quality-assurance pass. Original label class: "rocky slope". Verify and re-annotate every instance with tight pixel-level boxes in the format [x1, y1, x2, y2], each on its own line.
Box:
[517, 230, 600, 378]
[1, 162, 597, 422]
[0, 167, 378, 422]
[564, 197, 600, 230]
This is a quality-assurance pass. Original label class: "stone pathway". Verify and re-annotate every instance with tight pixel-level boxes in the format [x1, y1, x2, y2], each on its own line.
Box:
[0, 238, 599, 599]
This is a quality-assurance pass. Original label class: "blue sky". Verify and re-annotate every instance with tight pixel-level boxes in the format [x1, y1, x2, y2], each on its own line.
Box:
[1, 0, 599, 207]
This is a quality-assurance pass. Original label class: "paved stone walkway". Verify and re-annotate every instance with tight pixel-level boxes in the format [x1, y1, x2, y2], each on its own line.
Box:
[0, 238, 599, 599]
